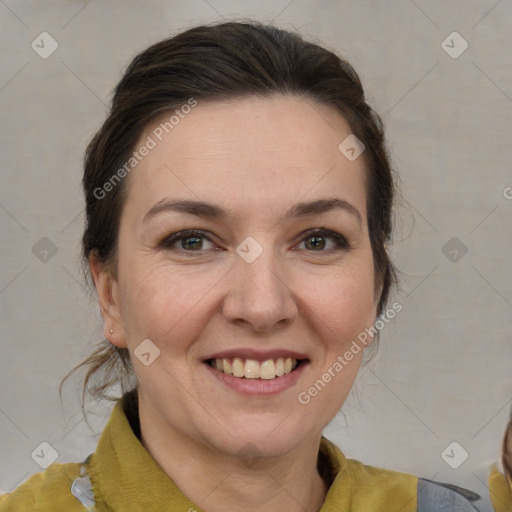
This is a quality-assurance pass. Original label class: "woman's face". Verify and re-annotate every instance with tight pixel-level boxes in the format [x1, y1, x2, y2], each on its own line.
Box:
[100, 95, 378, 458]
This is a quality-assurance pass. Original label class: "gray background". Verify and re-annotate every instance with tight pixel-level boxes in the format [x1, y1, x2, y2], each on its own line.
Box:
[1, 1, 511, 510]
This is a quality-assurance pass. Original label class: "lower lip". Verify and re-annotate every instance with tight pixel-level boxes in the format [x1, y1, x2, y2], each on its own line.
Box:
[204, 361, 308, 396]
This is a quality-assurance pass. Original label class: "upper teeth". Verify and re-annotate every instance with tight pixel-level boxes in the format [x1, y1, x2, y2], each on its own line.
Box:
[212, 357, 298, 379]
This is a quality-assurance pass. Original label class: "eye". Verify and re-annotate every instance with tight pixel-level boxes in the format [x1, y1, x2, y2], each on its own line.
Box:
[158, 229, 217, 253]
[157, 227, 349, 255]
[296, 228, 349, 253]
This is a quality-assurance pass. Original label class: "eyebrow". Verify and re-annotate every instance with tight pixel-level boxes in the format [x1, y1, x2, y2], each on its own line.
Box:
[143, 197, 363, 226]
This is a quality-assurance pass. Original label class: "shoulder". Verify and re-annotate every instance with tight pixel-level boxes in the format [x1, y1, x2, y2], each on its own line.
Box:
[321, 438, 481, 511]
[0, 462, 90, 512]
[347, 460, 480, 511]
[346, 459, 480, 511]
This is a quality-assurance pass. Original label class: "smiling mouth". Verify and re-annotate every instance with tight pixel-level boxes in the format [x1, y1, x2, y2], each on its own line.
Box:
[206, 357, 306, 380]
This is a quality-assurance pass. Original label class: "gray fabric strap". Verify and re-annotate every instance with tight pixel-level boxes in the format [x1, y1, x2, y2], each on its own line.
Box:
[417, 478, 480, 512]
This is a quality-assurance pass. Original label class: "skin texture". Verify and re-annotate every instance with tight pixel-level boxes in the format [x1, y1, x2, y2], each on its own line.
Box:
[90, 95, 380, 512]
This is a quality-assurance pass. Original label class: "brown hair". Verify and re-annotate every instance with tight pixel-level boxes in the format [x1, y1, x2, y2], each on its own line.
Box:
[60, 20, 398, 411]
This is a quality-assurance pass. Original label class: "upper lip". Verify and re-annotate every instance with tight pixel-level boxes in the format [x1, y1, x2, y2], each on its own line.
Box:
[205, 348, 309, 361]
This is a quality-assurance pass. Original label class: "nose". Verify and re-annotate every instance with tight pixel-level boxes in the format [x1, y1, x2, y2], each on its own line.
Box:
[221, 242, 298, 333]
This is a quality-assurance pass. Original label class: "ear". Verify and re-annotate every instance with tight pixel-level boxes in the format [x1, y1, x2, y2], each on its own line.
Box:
[88, 252, 127, 349]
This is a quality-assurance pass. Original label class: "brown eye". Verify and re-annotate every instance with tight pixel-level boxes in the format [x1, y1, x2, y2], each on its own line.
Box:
[159, 229, 216, 252]
[298, 228, 349, 253]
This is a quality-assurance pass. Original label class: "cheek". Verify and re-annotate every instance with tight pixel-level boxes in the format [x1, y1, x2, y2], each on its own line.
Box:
[119, 261, 219, 347]
[304, 261, 377, 343]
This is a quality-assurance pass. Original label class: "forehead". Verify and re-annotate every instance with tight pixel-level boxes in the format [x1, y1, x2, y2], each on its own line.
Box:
[124, 95, 368, 223]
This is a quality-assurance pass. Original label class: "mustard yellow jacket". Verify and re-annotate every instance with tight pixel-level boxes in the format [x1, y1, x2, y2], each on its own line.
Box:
[0, 390, 505, 511]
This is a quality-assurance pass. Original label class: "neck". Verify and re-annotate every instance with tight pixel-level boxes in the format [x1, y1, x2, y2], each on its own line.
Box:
[138, 400, 328, 512]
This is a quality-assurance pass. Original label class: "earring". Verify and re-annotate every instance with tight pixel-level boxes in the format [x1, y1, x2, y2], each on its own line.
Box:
[110, 329, 114, 334]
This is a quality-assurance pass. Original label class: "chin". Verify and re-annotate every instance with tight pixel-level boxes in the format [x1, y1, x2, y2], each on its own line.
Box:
[200, 414, 320, 461]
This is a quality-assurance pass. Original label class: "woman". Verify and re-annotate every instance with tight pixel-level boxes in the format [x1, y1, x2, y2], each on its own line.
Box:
[0, 20, 507, 512]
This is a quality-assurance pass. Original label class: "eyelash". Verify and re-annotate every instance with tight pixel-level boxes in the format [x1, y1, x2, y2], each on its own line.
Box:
[157, 228, 350, 256]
